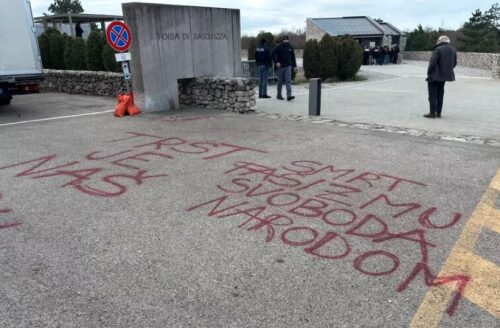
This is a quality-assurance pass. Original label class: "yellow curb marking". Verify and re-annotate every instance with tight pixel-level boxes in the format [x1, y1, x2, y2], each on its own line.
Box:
[410, 169, 500, 327]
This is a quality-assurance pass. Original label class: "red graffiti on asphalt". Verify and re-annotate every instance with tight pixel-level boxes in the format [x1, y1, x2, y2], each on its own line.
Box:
[187, 160, 469, 316]
[0, 192, 21, 230]
[0, 132, 267, 198]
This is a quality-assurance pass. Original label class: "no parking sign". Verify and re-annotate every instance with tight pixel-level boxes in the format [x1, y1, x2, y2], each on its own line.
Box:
[106, 21, 132, 52]
[106, 21, 138, 114]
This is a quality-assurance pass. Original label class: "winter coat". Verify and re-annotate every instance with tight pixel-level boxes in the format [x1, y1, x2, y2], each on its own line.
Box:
[255, 43, 272, 67]
[427, 42, 457, 82]
[271, 43, 297, 68]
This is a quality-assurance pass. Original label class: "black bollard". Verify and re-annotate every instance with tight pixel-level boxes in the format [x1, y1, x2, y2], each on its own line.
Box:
[308, 78, 321, 116]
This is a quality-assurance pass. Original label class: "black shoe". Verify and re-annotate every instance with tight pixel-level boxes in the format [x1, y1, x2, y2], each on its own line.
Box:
[262, 95, 272, 99]
[258, 95, 263, 98]
[424, 114, 436, 118]
[436, 113, 441, 118]
[287, 96, 295, 101]
[277, 96, 284, 100]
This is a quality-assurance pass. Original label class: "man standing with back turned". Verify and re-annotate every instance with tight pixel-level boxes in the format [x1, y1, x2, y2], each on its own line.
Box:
[272, 35, 297, 101]
[424, 35, 457, 118]
[255, 38, 272, 99]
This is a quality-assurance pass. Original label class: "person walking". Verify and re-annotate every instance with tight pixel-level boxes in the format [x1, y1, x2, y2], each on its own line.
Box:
[272, 35, 297, 101]
[255, 38, 272, 98]
[424, 35, 457, 118]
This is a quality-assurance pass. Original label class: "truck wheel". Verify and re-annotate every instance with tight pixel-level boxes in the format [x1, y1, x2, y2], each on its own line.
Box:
[0, 95, 12, 106]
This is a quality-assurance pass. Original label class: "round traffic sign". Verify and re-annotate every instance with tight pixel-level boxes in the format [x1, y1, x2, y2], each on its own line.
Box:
[106, 21, 132, 52]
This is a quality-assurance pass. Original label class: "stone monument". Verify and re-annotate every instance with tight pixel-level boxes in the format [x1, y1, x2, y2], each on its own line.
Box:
[122, 3, 241, 112]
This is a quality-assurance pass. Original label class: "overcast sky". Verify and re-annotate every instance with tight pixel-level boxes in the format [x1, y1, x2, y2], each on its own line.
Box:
[30, 0, 497, 35]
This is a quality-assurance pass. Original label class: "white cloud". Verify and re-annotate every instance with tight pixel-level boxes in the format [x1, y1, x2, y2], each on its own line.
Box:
[30, 0, 496, 34]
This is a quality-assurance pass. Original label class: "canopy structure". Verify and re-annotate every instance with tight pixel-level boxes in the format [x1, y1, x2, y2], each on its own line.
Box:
[34, 13, 123, 36]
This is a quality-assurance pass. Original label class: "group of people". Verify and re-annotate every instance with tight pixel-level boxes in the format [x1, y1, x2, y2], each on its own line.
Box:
[254, 35, 297, 101]
[253, 34, 457, 121]
[363, 45, 400, 65]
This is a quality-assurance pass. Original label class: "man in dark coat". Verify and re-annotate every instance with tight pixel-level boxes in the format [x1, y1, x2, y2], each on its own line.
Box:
[393, 45, 400, 64]
[271, 35, 297, 101]
[75, 23, 84, 38]
[424, 35, 457, 118]
[254, 38, 272, 98]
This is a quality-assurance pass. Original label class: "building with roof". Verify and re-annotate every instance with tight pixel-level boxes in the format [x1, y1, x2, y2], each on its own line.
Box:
[34, 13, 123, 38]
[306, 16, 406, 48]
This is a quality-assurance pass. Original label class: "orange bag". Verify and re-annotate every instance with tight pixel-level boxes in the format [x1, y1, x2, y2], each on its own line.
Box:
[127, 92, 141, 116]
[127, 103, 141, 116]
[114, 92, 141, 117]
[114, 94, 130, 117]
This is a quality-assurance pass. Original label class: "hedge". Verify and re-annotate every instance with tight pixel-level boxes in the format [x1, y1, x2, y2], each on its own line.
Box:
[304, 34, 362, 81]
[38, 29, 121, 72]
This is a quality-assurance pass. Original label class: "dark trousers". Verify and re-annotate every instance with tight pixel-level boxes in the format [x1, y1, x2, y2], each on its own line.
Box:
[258, 65, 268, 96]
[428, 81, 446, 115]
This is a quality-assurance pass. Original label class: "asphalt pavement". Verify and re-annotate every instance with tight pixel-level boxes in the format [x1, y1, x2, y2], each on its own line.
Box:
[257, 61, 500, 141]
[0, 92, 499, 327]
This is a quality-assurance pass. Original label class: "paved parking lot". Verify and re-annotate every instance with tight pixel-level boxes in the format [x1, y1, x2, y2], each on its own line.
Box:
[0, 88, 499, 327]
[258, 61, 500, 141]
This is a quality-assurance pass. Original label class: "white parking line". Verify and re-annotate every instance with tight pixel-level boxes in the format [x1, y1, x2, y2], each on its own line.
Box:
[0, 110, 114, 127]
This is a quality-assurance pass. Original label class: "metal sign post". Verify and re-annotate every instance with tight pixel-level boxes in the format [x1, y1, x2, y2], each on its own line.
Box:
[106, 22, 133, 93]
[114, 52, 132, 92]
[121, 61, 131, 92]
[106, 21, 141, 116]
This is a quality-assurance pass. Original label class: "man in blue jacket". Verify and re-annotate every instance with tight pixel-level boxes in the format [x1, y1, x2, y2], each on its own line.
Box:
[425, 35, 457, 118]
[272, 35, 297, 101]
[255, 38, 272, 98]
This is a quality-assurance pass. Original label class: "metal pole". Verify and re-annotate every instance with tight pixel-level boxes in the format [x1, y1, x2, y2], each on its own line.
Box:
[308, 78, 321, 116]
[122, 61, 130, 93]
[68, 14, 75, 37]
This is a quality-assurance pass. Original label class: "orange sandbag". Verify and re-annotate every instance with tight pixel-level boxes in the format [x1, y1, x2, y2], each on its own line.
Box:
[126, 92, 141, 116]
[114, 94, 130, 117]
[115, 92, 141, 117]
[127, 103, 141, 116]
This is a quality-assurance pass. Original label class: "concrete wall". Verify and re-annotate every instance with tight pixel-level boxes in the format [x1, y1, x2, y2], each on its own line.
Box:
[123, 3, 241, 112]
[404, 51, 500, 78]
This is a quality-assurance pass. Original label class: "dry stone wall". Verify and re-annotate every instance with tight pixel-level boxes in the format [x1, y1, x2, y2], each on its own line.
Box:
[403, 51, 500, 78]
[40, 70, 257, 113]
[40, 70, 127, 96]
[178, 77, 257, 113]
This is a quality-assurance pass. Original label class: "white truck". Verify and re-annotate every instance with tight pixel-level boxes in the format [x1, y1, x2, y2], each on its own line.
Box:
[0, 0, 44, 106]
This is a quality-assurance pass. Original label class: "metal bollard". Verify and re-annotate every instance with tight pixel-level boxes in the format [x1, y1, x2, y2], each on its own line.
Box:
[308, 78, 321, 116]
